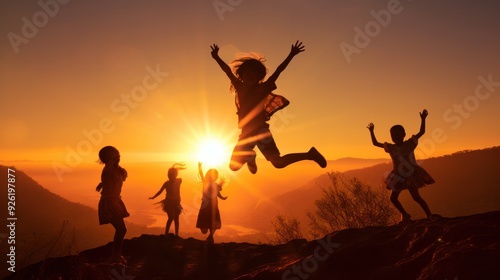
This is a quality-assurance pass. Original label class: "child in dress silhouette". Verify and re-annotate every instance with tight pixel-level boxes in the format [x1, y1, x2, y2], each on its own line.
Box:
[210, 41, 327, 174]
[196, 162, 227, 244]
[95, 146, 129, 263]
[149, 163, 186, 236]
[367, 110, 438, 222]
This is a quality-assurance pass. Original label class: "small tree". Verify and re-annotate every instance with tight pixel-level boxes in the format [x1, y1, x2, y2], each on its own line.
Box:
[270, 213, 303, 244]
[308, 172, 398, 239]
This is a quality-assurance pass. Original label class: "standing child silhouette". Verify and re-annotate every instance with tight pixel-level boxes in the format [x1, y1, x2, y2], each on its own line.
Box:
[149, 163, 186, 236]
[210, 41, 327, 174]
[367, 110, 438, 222]
[95, 146, 129, 263]
[196, 162, 227, 244]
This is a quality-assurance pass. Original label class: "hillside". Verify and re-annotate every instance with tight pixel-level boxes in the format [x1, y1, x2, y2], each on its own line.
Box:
[6, 211, 500, 280]
[0, 156, 391, 244]
[257, 147, 500, 231]
[2, 147, 499, 278]
[0, 165, 161, 278]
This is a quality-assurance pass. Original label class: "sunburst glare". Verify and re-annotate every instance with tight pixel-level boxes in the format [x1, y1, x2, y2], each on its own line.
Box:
[196, 137, 231, 169]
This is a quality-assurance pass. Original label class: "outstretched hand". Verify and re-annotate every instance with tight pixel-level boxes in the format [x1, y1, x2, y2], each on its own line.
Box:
[290, 41, 305, 56]
[210, 44, 219, 58]
[367, 123, 375, 132]
[420, 109, 429, 119]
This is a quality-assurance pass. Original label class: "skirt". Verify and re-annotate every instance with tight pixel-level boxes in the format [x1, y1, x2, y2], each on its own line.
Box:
[161, 198, 183, 217]
[196, 200, 221, 230]
[385, 165, 435, 192]
[98, 196, 130, 225]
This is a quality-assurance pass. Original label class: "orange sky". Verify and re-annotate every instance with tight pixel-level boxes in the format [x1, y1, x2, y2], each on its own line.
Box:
[1, 1, 499, 166]
[1, 1, 500, 243]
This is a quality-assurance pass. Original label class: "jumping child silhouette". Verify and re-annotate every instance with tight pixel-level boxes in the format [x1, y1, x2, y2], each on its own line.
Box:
[210, 41, 327, 174]
[95, 146, 129, 263]
[149, 163, 186, 236]
[196, 162, 227, 244]
[367, 110, 438, 222]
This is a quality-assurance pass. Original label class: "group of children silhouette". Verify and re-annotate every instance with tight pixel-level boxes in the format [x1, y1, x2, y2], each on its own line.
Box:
[94, 41, 437, 263]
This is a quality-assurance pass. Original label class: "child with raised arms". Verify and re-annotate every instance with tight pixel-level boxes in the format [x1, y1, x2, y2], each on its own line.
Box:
[210, 41, 327, 174]
[367, 110, 439, 222]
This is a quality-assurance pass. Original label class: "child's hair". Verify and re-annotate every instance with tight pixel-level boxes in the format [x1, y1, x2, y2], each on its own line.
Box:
[205, 169, 219, 182]
[167, 162, 186, 181]
[229, 52, 268, 93]
[390, 125, 405, 136]
[390, 125, 406, 143]
[234, 59, 267, 81]
[98, 146, 119, 164]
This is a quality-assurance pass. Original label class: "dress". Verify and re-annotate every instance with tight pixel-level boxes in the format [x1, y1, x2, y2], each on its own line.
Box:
[159, 179, 183, 217]
[384, 136, 435, 191]
[232, 80, 289, 162]
[98, 165, 129, 225]
[196, 181, 222, 230]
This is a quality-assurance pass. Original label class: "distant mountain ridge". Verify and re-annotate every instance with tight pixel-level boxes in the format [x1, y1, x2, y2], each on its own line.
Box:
[252, 146, 500, 230]
[2, 147, 499, 278]
[327, 157, 390, 172]
[0, 165, 160, 278]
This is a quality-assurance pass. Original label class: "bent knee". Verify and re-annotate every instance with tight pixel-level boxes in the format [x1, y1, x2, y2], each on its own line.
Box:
[389, 192, 400, 202]
[229, 162, 242, 171]
[269, 157, 285, 168]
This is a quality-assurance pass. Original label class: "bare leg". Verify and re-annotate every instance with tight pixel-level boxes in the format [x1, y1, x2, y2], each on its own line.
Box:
[230, 149, 255, 172]
[173, 216, 179, 236]
[269, 147, 326, 169]
[165, 217, 173, 235]
[207, 228, 215, 244]
[390, 191, 411, 221]
[110, 218, 127, 262]
[408, 187, 432, 218]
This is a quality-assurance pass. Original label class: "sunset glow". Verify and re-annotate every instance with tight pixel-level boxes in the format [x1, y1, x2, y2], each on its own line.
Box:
[1, 0, 499, 250]
[195, 137, 232, 169]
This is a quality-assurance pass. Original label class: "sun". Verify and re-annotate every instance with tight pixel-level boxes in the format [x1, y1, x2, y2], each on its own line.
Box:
[196, 137, 231, 169]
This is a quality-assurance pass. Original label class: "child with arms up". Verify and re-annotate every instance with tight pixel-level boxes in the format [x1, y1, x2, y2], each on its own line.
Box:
[367, 110, 439, 222]
[210, 41, 327, 174]
[196, 162, 227, 244]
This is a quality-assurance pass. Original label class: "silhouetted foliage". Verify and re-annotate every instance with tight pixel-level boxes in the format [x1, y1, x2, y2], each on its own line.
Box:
[270, 213, 303, 244]
[271, 172, 398, 242]
[307, 172, 398, 239]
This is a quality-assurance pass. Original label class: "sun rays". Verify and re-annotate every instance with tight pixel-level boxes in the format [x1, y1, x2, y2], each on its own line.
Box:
[196, 137, 231, 169]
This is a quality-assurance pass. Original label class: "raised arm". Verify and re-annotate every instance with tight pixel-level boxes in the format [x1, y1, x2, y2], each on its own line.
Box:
[198, 162, 205, 182]
[267, 41, 305, 83]
[367, 123, 384, 148]
[415, 109, 428, 139]
[210, 44, 239, 84]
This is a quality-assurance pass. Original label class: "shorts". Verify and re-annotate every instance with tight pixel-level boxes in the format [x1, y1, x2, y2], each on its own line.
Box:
[232, 124, 280, 163]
